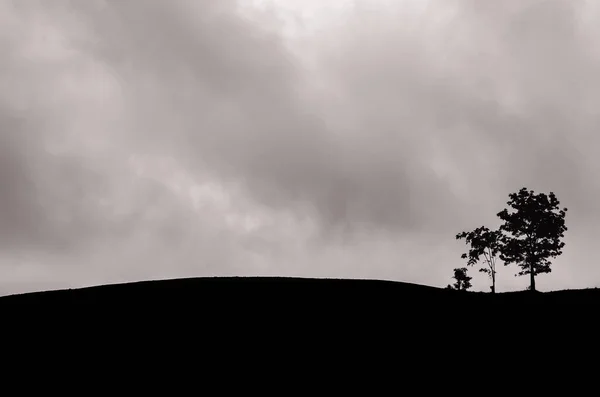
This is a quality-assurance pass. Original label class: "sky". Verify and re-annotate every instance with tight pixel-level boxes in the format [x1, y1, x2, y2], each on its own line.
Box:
[1, 0, 599, 296]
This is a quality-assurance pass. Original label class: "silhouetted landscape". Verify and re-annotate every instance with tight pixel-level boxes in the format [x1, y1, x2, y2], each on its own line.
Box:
[2, 276, 599, 307]
[6, 2, 600, 310]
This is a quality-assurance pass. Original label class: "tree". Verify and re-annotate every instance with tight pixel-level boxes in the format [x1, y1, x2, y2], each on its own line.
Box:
[448, 267, 472, 291]
[456, 226, 502, 293]
[496, 187, 568, 292]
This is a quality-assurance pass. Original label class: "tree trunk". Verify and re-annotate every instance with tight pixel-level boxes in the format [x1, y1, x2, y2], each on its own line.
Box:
[527, 246, 536, 292]
[491, 271, 496, 294]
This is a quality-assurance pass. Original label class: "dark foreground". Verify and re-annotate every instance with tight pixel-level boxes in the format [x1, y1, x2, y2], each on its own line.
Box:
[1, 277, 595, 357]
[1, 276, 599, 307]
[0, 277, 586, 387]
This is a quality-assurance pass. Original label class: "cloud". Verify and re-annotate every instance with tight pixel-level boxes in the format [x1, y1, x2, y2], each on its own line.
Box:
[2, 0, 600, 293]
[59, 0, 469, 240]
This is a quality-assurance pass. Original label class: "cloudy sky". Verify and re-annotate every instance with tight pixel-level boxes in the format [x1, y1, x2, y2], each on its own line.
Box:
[1, 0, 599, 296]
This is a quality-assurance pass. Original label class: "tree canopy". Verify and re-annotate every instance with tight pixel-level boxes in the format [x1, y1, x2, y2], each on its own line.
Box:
[447, 267, 472, 291]
[496, 187, 567, 292]
[456, 226, 502, 293]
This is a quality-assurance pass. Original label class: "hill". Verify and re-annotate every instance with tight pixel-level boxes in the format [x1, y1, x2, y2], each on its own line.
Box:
[1, 276, 599, 307]
[2, 276, 596, 355]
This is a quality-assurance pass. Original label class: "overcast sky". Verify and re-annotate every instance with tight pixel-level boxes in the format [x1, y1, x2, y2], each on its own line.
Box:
[1, 0, 599, 295]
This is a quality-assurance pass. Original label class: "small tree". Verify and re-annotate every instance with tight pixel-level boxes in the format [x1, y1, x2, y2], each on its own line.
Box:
[456, 226, 502, 293]
[496, 187, 568, 292]
[448, 267, 472, 291]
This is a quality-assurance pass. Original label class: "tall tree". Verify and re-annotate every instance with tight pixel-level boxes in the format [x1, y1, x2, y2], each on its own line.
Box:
[496, 187, 568, 292]
[456, 226, 502, 293]
[447, 267, 472, 291]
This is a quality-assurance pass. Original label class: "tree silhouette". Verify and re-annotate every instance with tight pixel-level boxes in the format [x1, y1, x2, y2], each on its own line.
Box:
[496, 187, 568, 292]
[447, 267, 472, 291]
[456, 226, 502, 293]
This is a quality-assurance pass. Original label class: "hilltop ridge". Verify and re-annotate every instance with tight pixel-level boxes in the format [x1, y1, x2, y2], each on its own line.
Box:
[1, 276, 598, 306]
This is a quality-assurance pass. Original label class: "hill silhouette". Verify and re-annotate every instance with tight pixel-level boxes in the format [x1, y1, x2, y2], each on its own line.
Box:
[1, 276, 599, 307]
